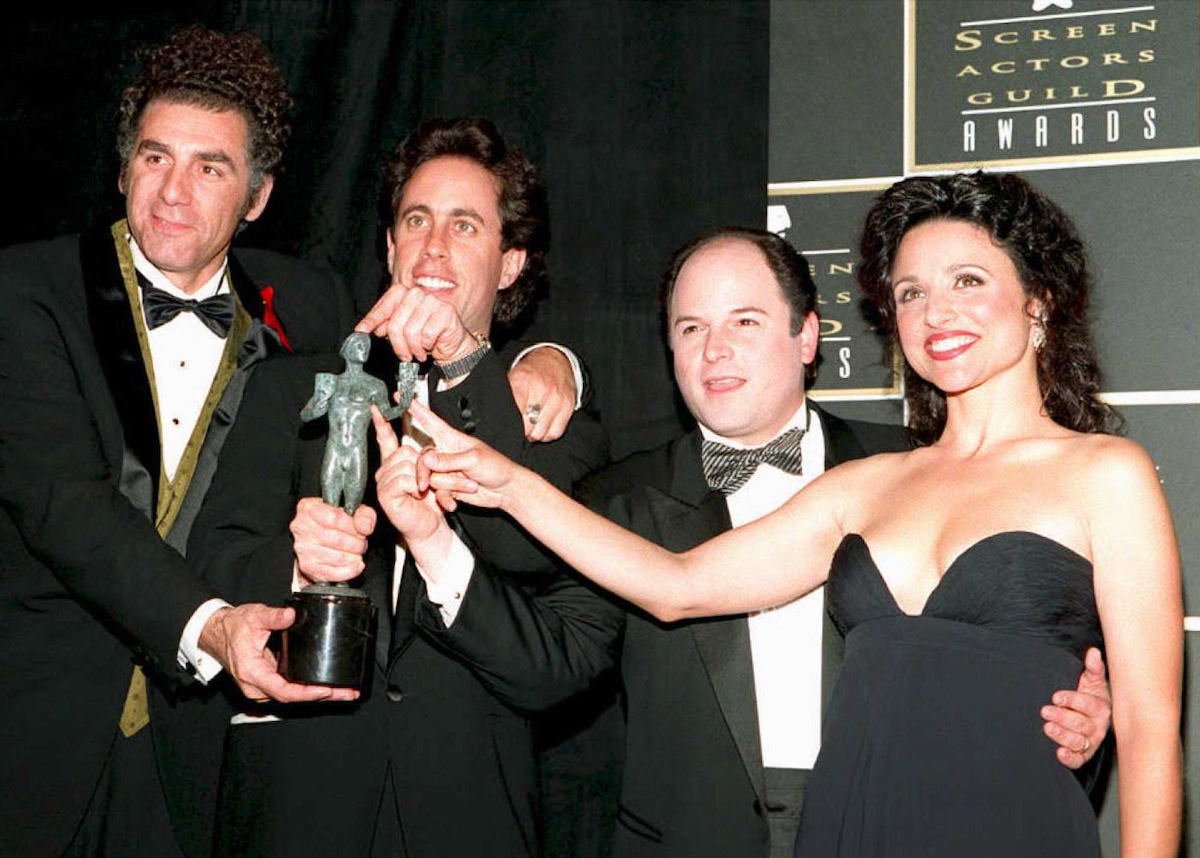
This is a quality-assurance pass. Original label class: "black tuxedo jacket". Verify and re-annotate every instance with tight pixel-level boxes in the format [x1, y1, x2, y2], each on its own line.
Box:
[575, 407, 909, 858]
[0, 228, 353, 858]
[190, 347, 616, 857]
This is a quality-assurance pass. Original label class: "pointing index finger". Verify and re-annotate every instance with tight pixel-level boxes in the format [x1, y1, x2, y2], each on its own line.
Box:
[372, 405, 400, 457]
[408, 399, 459, 449]
[355, 284, 406, 334]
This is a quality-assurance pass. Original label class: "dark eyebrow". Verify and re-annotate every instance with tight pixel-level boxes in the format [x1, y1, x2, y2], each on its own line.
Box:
[136, 138, 237, 168]
[727, 306, 768, 315]
[671, 307, 767, 326]
[398, 203, 487, 225]
[196, 150, 236, 166]
[449, 207, 486, 223]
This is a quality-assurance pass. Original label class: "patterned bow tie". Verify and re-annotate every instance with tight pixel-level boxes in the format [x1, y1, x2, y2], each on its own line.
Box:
[700, 423, 807, 494]
[139, 274, 235, 337]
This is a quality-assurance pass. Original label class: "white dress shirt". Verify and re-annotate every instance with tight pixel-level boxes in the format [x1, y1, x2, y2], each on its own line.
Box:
[128, 237, 232, 682]
[699, 403, 827, 770]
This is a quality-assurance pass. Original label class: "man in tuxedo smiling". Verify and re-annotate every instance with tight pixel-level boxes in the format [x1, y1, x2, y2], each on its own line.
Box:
[0, 25, 360, 858]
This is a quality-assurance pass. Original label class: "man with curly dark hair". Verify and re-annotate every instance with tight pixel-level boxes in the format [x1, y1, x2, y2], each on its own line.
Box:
[0, 25, 361, 858]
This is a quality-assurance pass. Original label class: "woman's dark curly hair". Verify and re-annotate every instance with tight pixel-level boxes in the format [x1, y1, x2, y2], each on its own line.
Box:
[383, 118, 549, 328]
[116, 25, 291, 196]
[857, 171, 1120, 443]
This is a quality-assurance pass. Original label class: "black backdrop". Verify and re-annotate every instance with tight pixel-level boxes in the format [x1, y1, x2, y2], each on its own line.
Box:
[1, 1, 767, 457]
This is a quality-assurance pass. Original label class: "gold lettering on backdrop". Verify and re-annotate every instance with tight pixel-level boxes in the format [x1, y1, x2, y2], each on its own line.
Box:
[954, 19, 1157, 48]
[941, 7, 1176, 162]
[965, 81, 1143, 106]
[960, 104, 1158, 149]
[958, 55, 1154, 80]
[1104, 79, 1145, 97]
[955, 29, 982, 51]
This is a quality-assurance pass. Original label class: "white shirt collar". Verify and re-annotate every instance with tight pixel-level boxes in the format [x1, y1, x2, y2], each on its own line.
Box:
[698, 400, 810, 450]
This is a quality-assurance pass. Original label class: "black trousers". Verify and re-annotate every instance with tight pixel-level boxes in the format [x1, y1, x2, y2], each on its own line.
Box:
[65, 728, 185, 858]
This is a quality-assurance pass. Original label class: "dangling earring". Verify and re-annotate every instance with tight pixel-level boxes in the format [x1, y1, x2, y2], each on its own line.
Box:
[1031, 315, 1047, 353]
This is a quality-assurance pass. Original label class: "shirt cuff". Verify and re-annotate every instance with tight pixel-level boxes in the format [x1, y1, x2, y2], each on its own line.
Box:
[417, 533, 477, 627]
[179, 597, 232, 683]
[511, 342, 584, 410]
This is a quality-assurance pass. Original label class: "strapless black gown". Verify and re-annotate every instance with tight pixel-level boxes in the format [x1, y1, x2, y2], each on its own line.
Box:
[794, 531, 1103, 857]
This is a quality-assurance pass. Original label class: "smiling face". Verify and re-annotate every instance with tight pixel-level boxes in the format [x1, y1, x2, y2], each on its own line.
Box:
[386, 155, 527, 336]
[891, 219, 1041, 397]
[668, 238, 818, 446]
[120, 99, 271, 294]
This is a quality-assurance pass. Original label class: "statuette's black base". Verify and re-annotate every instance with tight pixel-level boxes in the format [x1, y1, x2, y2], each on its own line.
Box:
[280, 587, 377, 689]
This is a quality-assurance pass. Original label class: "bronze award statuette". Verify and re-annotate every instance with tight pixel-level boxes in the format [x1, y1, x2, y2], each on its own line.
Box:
[280, 333, 420, 688]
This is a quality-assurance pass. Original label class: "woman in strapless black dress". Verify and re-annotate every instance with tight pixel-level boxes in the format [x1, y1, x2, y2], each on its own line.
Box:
[403, 172, 1182, 857]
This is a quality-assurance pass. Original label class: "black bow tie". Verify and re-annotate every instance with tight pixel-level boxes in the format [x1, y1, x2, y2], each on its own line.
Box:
[138, 273, 235, 337]
[700, 423, 808, 495]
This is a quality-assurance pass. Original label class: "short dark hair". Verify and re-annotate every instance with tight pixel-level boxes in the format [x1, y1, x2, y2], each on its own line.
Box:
[659, 227, 819, 379]
[383, 118, 549, 327]
[857, 171, 1119, 443]
[116, 25, 292, 195]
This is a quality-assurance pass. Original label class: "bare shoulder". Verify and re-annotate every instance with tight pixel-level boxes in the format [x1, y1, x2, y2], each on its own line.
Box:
[1065, 433, 1159, 492]
[817, 448, 918, 498]
[1051, 434, 1171, 543]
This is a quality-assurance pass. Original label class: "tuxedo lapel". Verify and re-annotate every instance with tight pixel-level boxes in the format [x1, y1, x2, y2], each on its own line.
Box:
[79, 224, 159, 518]
[225, 252, 266, 319]
[653, 433, 768, 806]
[165, 314, 281, 552]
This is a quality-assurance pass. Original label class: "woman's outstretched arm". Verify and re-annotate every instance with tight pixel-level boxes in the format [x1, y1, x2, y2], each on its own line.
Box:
[409, 400, 847, 621]
[1085, 437, 1182, 858]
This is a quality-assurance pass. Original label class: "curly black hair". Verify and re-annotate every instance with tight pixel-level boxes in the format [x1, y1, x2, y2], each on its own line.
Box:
[116, 25, 291, 194]
[382, 118, 549, 328]
[857, 171, 1120, 443]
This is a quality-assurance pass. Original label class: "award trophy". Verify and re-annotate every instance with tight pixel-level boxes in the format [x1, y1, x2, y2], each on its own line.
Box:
[279, 333, 419, 688]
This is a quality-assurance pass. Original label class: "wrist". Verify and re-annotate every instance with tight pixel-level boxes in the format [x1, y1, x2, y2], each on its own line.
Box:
[436, 331, 490, 379]
[197, 606, 232, 659]
[500, 467, 534, 517]
[407, 517, 457, 570]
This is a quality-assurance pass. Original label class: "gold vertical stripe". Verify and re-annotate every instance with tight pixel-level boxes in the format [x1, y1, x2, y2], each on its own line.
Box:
[110, 220, 250, 736]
